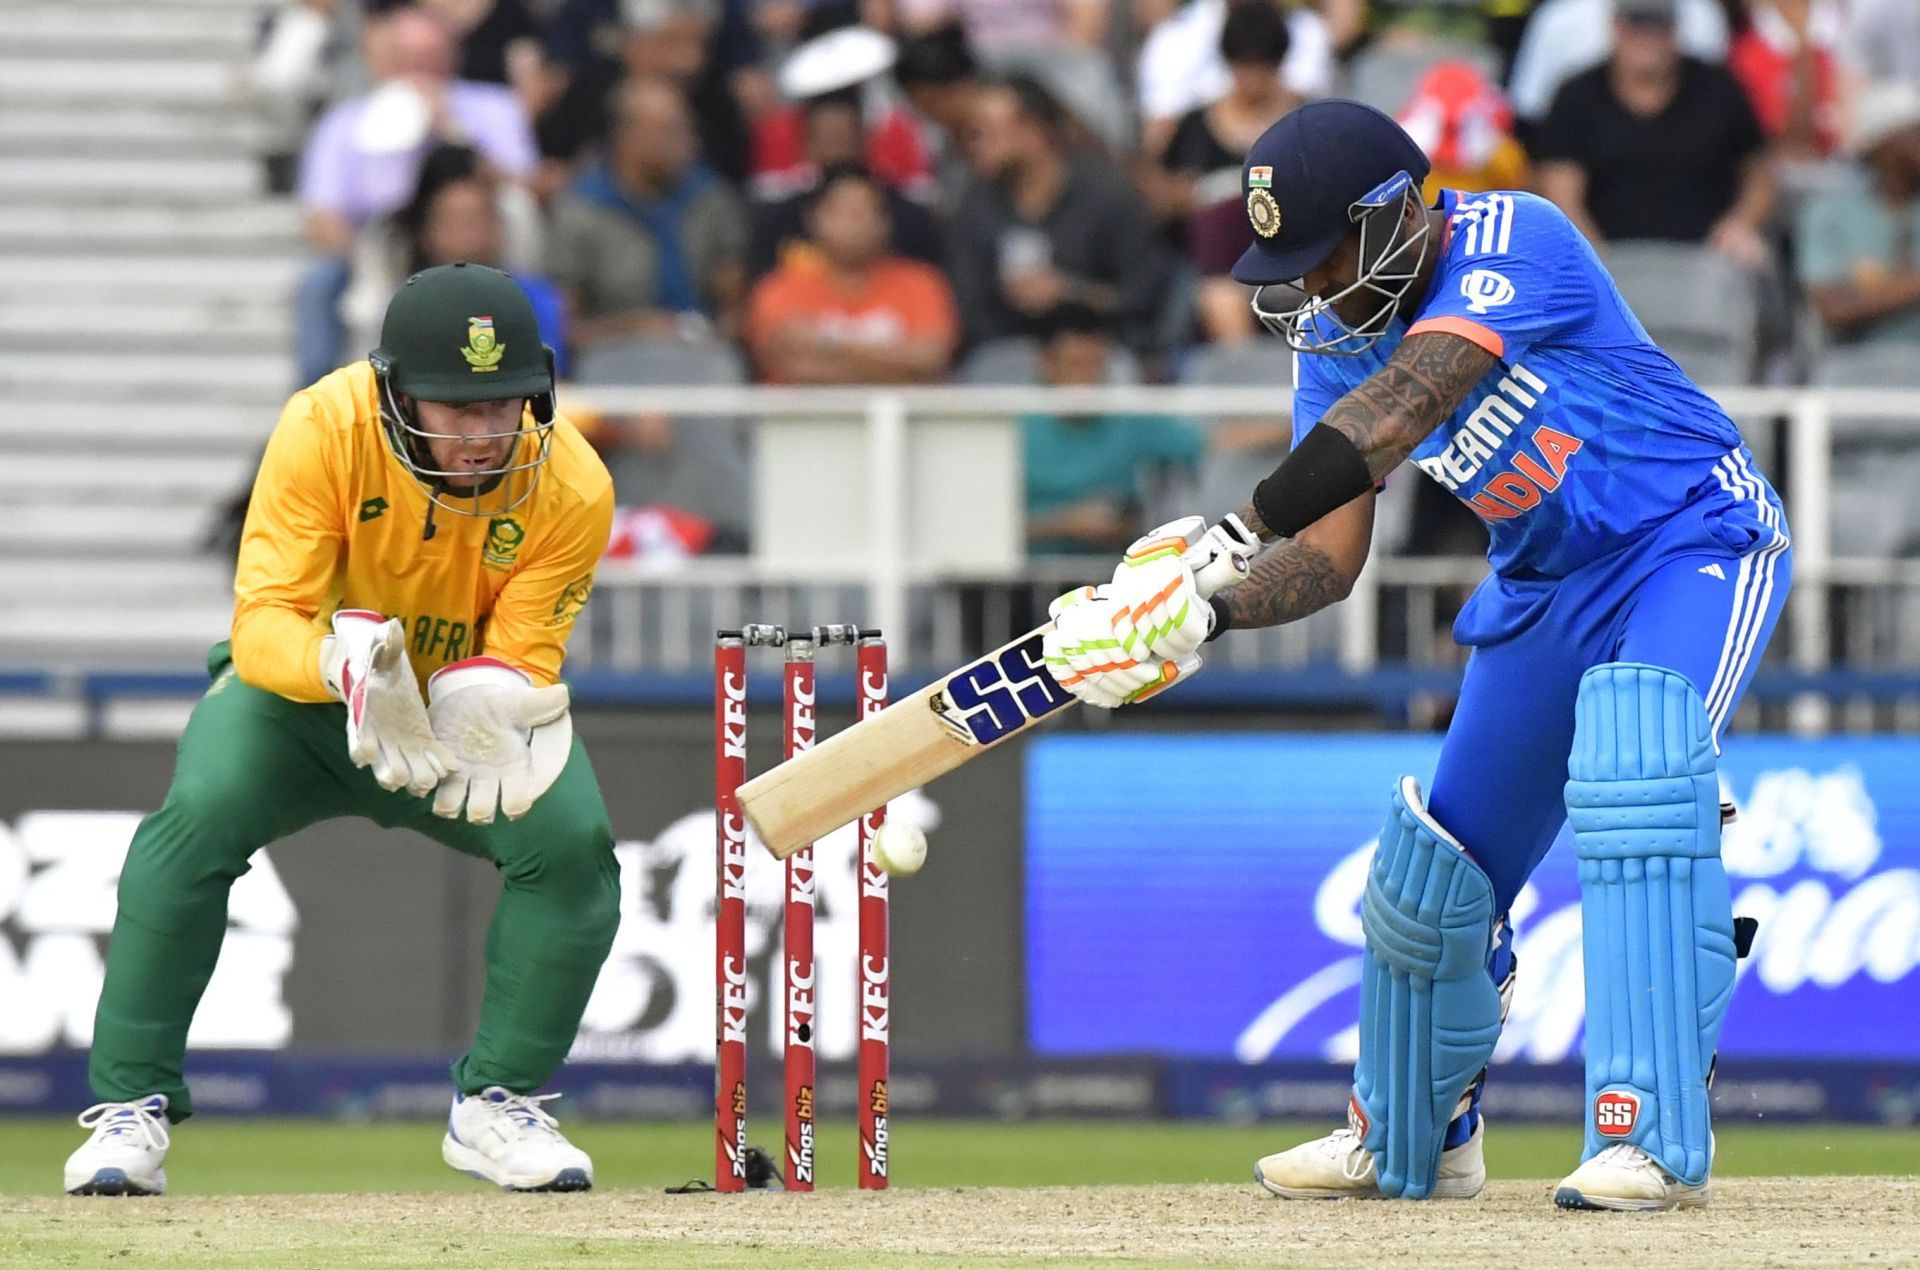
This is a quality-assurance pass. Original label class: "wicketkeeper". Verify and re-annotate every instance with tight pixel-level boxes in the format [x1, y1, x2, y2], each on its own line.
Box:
[65, 264, 619, 1196]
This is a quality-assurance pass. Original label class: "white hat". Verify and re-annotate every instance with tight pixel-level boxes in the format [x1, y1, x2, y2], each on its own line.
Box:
[620, 0, 716, 31]
[354, 81, 431, 155]
[779, 25, 896, 100]
[1851, 79, 1920, 157]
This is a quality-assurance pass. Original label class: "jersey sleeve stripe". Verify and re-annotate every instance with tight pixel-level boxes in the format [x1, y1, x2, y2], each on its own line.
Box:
[1450, 193, 1514, 256]
[1405, 315, 1506, 357]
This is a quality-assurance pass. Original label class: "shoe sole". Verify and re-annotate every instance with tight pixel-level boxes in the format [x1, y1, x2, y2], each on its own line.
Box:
[442, 1136, 593, 1193]
[1253, 1164, 1483, 1201]
[1553, 1185, 1711, 1212]
[66, 1168, 164, 1197]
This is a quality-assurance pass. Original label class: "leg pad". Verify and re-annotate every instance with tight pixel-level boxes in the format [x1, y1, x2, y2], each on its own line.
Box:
[1568, 663, 1737, 1187]
[1353, 777, 1502, 1198]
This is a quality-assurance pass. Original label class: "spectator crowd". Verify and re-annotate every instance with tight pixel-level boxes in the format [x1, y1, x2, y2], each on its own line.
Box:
[247, 0, 1920, 561]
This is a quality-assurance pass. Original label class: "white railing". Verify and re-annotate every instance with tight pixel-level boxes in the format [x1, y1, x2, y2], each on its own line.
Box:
[564, 383, 1920, 675]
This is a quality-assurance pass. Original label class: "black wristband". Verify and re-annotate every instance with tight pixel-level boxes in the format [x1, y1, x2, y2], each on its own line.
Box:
[1251, 425, 1375, 539]
[1205, 593, 1234, 643]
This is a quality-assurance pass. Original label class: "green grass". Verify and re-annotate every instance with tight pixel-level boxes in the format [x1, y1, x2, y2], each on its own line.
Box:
[2, 1119, 1915, 1195]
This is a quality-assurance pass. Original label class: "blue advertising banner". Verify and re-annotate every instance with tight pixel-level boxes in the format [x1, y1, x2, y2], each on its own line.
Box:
[1027, 735, 1920, 1065]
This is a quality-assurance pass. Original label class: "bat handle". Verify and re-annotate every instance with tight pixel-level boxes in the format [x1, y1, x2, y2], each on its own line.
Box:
[1189, 526, 1254, 599]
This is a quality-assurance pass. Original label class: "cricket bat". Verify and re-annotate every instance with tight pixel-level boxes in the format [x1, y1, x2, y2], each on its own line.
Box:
[739, 529, 1251, 860]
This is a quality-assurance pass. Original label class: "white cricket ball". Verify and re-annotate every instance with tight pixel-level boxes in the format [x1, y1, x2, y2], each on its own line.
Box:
[871, 821, 928, 877]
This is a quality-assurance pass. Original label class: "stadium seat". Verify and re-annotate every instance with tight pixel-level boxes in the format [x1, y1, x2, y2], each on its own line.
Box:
[957, 337, 1140, 386]
[1599, 242, 1760, 388]
[574, 335, 749, 389]
[573, 336, 753, 552]
[1174, 342, 1295, 517]
[1178, 340, 1348, 663]
[1813, 343, 1920, 559]
[1344, 41, 1502, 115]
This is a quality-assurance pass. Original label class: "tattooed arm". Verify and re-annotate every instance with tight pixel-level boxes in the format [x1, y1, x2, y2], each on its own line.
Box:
[1226, 490, 1375, 628]
[1239, 331, 1497, 541]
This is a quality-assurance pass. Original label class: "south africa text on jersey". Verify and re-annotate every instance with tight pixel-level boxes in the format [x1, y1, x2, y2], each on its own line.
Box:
[352, 612, 481, 664]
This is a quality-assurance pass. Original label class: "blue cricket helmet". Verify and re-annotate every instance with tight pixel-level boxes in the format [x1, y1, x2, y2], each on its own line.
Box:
[1233, 100, 1437, 357]
[1232, 99, 1431, 286]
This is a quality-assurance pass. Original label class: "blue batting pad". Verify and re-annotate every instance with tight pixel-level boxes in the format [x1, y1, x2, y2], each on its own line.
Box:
[1352, 776, 1501, 1198]
[1567, 663, 1737, 1187]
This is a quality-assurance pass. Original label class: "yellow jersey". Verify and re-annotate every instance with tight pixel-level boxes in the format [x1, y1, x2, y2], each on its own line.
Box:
[232, 361, 614, 703]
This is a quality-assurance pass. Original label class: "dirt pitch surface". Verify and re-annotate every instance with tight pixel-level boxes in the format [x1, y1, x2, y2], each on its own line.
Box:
[6, 1178, 1919, 1268]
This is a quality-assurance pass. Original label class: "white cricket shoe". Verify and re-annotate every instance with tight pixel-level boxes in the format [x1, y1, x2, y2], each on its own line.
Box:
[1553, 1143, 1710, 1212]
[442, 1087, 593, 1192]
[1254, 1119, 1484, 1200]
[64, 1095, 171, 1196]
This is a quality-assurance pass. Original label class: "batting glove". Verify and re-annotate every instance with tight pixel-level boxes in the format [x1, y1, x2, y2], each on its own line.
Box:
[320, 610, 456, 797]
[1042, 585, 1167, 709]
[1105, 514, 1260, 662]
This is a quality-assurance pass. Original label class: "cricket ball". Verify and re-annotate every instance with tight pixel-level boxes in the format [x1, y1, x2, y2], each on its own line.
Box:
[871, 821, 927, 877]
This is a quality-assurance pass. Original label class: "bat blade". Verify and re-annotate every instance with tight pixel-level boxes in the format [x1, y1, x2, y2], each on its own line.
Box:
[739, 626, 1074, 859]
[737, 520, 1251, 860]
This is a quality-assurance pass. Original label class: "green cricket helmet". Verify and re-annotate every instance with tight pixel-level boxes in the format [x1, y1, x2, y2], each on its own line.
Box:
[369, 262, 557, 520]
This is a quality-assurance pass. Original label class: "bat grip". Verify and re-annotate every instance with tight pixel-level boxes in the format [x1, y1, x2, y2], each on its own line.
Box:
[1191, 540, 1251, 599]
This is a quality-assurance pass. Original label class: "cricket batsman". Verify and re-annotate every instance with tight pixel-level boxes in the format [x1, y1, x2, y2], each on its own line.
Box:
[64, 263, 619, 1195]
[1043, 101, 1790, 1211]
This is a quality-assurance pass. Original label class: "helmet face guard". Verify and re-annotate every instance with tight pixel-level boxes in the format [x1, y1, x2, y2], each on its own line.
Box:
[371, 348, 557, 519]
[1250, 171, 1432, 358]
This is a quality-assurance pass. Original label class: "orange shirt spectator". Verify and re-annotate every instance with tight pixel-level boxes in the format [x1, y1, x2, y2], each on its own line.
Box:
[747, 166, 960, 385]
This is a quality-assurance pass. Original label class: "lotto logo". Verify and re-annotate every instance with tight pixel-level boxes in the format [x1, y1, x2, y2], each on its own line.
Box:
[1594, 1091, 1641, 1138]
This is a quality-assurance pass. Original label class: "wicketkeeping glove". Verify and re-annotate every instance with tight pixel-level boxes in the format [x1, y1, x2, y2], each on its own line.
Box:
[319, 609, 456, 797]
[426, 658, 573, 824]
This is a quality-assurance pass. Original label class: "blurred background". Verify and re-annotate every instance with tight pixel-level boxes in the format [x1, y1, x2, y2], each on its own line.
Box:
[0, 0, 1917, 1134]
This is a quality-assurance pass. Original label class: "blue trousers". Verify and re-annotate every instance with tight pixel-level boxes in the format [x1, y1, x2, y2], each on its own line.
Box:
[1426, 502, 1792, 916]
[294, 255, 352, 391]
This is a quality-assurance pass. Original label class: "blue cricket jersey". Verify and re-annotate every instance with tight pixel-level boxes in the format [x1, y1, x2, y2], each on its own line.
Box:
[1294, 189, 1787, 644]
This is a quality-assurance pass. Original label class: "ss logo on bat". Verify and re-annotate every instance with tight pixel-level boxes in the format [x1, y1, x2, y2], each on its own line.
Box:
[930, 634, 1074, 746]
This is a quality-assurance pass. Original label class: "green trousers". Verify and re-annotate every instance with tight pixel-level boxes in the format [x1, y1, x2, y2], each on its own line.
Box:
[90, 649, 620, 1120]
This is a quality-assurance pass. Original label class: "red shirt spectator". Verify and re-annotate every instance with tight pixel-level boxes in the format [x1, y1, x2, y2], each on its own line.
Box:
[752, 100, 937, 202]
[1728, 0, 1845, 160]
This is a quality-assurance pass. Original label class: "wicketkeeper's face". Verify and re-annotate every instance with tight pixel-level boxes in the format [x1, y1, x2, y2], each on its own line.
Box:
[412, 397, 526, 490]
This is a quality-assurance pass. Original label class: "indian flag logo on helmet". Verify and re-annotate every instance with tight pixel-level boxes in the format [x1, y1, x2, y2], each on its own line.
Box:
[461, 315, 504, 371]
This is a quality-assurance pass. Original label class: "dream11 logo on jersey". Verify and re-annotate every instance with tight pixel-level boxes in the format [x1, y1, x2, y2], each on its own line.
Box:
[569, 790, 941, 1064]
[0, 812, 295, 1055]
[1411, 362, 1586, 525]
[1233, 761, 1920, 1064]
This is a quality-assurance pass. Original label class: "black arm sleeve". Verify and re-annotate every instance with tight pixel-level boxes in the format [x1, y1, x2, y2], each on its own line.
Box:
[1250, 424, 1375, 540]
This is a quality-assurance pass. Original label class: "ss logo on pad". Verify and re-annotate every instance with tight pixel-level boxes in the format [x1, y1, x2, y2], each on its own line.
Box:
[1594, 1090, 1641, 1138]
